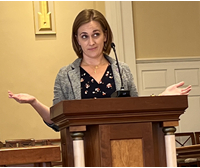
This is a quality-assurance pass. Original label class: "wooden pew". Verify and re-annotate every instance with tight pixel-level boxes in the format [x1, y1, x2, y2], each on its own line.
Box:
[0, 141, 4, 148]
[0, 145, 61, 167]
[35, 139, 62, 166]
[195, 132, 200, 144]
[176, 144, 200, 167]
[177, 144, 200, 158]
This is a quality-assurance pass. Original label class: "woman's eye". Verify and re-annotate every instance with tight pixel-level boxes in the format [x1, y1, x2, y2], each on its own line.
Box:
[94, 33, 100, 37]
[81, 35, 88, 39]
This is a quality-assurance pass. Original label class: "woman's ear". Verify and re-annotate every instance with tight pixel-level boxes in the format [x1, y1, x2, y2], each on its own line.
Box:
[104, 31, 107, 42]
[75, 34, 80, 45]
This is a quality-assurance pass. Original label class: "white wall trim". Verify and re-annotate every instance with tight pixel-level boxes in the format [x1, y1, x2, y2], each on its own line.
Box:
[105, 1, 138, 88]
[137, 56, 200, 64]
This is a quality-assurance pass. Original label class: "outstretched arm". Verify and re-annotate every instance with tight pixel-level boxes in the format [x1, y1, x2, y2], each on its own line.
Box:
[8, 91, 53, 124]
[160, 81, 192, 96]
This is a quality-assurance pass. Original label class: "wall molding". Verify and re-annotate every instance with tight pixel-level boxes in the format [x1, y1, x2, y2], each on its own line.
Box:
[105, 1, 138, 88]
[137, 56, 200, 64]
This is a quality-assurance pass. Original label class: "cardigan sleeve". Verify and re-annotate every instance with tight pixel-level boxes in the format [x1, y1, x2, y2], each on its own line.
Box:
[43, 120, 60, 132]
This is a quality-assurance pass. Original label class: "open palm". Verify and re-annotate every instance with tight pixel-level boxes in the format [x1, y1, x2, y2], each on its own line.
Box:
[8, 90, 36, 104]
[161, 81, 192, 96]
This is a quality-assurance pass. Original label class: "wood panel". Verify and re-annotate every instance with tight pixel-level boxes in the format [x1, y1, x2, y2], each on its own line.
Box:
[111, 139, 143, 167]
[109, 122, 155, 167]
[0, 145, 61, 166]
[50, 96, 188, 129]
[152, 123, 166, 166]
[84, 125, 101, 167]
[84, 122, 158, 167]
[60, 128, 74, 167]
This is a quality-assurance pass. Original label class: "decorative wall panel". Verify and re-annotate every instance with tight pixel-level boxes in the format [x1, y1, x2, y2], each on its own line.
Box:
[33, 1, 56, 34]
[136, 57, 200, 132]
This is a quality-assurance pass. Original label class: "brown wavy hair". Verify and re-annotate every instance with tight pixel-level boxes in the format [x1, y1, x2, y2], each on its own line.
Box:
[72, 9, 113, 58]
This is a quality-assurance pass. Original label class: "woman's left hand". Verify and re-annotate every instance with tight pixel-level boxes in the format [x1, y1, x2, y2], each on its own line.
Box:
[160, 81, 192, 96]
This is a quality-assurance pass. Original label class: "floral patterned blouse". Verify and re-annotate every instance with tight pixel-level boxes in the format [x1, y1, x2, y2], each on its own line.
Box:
[80, 65, 116, 99]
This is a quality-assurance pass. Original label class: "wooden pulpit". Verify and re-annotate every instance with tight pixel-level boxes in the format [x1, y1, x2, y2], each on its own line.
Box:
[50, 95, 188, 167]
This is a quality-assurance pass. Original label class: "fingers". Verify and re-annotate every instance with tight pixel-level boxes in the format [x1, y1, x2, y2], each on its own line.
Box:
[182, 89, 191, 94]
[12, 94, 23, 101]
[176, 82, 192, 95]
[8, 91, 28, 104]
[176, 81, 185, 87]
[181, 85, 192, 91]
[8, 91, 21, 99]
[11, 95, 22, 103]
[181, 86, 192, 95]
[8, 90, 14, 98]
[8, 90, 21, 102]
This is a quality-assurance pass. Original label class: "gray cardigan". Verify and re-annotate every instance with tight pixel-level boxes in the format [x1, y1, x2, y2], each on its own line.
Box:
[46, 55, 138, 131]
[53, 55, 138, 105]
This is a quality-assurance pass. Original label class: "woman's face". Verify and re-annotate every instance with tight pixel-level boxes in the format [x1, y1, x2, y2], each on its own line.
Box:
[76, 21, 107, 60]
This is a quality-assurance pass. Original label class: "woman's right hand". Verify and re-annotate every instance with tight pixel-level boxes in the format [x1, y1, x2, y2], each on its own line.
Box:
[8, 90, 36, 105]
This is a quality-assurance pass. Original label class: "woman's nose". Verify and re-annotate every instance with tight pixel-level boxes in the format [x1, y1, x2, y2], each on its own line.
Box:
[88, 37, 95, 45]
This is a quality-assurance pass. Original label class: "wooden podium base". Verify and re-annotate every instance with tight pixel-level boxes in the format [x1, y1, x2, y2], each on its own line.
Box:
[61, 122, 166, 167]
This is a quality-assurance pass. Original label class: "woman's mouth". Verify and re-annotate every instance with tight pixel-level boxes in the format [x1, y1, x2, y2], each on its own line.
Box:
[88, 47, 97, 51]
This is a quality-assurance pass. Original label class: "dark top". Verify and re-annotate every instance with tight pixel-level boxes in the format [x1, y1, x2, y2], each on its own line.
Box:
[80, 65, 116, 99]
[45, 65, 117, 132]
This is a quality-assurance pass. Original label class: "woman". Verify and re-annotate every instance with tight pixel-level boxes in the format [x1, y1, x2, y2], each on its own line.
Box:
[8, 9, 192, 131]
